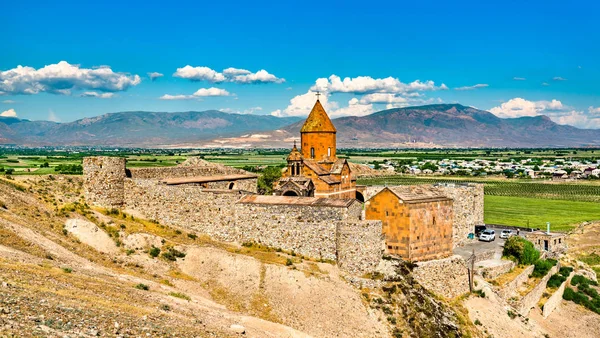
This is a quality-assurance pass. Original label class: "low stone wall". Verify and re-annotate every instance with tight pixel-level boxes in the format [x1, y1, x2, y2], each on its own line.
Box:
[476, 260, 515, 280]
[517, 264, 559, 316]
[542, 271, 575, 318]
[412, 255, 470, 299]
[433, 183, 484, 248]
[128, 165, 244, 179]
[473, 249, 496, 263]
[498, 265, 535, 300]
[336, 221, 383, 275]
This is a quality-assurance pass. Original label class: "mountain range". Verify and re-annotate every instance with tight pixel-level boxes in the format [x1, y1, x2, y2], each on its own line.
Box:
[3, 104, 600, 148]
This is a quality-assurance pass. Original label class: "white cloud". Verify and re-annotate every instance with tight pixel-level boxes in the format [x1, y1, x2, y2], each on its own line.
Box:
[222, 67, 251, 76]
[454, 84, 489, 91]
[0, 61, 141, 95]
[173, 66, 226, 82]
[553, 77, 567, 81]
[174, 66, 284, 84]
[159, 87, 231, 100]
[554, 110, 600, 129]
[358, 93, 409, 105]
[231, 69, 285, 84]
[0, 108, 17, 117]
[148, 72, 164, 81]
[513, 77, 526, 81]
[588, 106, 600, 114]
[48, 109, 60, 122]
[329, 98, 373, 118]
[489, 98, 600, 129]
[489, 98, 565, 118]
[80, 91, 114, 98]
[2, 100, 16, 104]
[192, 87, 231, 97]
[542, 82, 550, 86]
[311, 75, 447, 95]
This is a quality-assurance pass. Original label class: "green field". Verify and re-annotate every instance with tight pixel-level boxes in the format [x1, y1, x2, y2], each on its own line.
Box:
[484, 196, 600, 231]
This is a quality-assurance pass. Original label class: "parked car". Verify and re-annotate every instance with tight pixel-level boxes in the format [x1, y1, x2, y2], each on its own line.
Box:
[479, 229, 496, 242]
[500, 229, 514, 239]
[474, 225, 487, 236]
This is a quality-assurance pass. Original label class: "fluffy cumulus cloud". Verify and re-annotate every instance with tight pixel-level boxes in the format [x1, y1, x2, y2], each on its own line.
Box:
[272, 74, 447, 118]
[80, 91, 114, 98]
[490, 98, 600, 129]
[159, 87, 231, 100]
[0, 108, 17, 117]
[489, 98, 564, 118]
[311, 75, 447, 95]
[454, 84, 489, 91]
[0, 61, 141, 96]
[148, 72, 164, 81]
[174, 66, 284, 84]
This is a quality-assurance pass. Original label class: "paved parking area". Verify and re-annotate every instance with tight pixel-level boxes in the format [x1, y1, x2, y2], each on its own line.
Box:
[453, 237, 506, 261]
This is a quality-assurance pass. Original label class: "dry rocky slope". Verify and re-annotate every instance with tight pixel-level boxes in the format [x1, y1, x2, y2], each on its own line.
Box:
[0, 175, 480, 337]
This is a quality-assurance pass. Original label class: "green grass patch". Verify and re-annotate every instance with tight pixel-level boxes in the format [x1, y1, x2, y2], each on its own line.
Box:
[168, 292, 191, 300]
[484, 196, 600, 231]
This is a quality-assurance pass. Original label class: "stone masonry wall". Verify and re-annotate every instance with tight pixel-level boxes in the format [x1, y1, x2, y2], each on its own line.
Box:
[412, 255, 470, 298]
[336, 220, 383, 275]
[517, 264, 559, 316]
[233, 202, 361, 261]
[542, 271, 574, 318]
[83, 157, 127, 208]
[124, 179, 241, 239]
[128, 165, 245, 179]
[433, 183, 484, 248]
[498, 265, 535, 300]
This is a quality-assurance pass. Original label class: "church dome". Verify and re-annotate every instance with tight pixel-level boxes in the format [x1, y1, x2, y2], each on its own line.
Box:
[300, 99, 336, 133]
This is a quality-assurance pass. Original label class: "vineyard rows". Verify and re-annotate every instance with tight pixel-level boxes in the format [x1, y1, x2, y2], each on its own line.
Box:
[357, 176, 600, 202]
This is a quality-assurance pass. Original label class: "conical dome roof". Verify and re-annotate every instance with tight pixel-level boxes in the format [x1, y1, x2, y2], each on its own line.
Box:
[300, 100, 336, 133]
[287, 141, 303, 161]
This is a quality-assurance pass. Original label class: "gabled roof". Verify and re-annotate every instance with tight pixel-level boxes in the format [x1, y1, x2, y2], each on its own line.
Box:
[302, 159, 330, 175]
[375, 186, 451, 204]
[300, 100, 336, 133]
[329, 159, 348, 175]
[319, 175, 341, 185]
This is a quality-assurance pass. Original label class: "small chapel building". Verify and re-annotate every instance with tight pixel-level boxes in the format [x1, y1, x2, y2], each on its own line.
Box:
[274, 99, 359, 200]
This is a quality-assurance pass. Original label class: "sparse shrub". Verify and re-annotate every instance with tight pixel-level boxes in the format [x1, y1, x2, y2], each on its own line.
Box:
[160, 304, 171, 311]
[120, 224, 126, 229]
[242, 242, 253, 247]
[503, 236, 540, 265]
[149, 246, 161, 258]
[135, 283, 149, 291]
[169, 292, 191, 300]
[126, 249, 135, 256]
[161, 247, 186, 261]
[187, 233, 197, 240]
[387, 316, 397, 324]
[559, 266, 574, 277]
[532, 259, 557, 278]
[473, 289, 486, 298]
[547, 274, 567, 288]
[507, 310, 517, 319]
[174, 229, 182, 235]
[382, 306, 393, 315]
[474, 319, 482, 326]
[62, 267, 72, 273]
[285, 258, 293, 266]
[62, 228, 68, 236]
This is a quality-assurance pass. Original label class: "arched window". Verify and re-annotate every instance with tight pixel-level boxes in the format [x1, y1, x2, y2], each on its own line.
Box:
[310, 147, 315, 158]
[327, 147, 331, 157]
[296, 163, 300, 176]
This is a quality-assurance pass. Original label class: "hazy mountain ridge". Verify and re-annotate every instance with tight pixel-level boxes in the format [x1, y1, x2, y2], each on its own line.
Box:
[0, 111, 301, 146]
[2, 104, 599, 147]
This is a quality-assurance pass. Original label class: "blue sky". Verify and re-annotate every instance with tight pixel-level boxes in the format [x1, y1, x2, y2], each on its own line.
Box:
[2, 0, 600, 127]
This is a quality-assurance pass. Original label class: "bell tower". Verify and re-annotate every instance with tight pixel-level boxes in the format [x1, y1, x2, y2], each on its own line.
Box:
[300, 98, 337, 164]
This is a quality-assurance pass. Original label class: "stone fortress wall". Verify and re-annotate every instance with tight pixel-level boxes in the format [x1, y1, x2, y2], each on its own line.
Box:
[84, 156, 382, 275]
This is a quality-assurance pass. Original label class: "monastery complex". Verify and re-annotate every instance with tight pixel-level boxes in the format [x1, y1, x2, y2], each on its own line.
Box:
[83, 99, 484, 271]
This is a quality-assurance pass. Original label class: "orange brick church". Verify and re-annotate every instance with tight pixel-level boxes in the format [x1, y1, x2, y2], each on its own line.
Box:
[274, 99, 358, 200]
